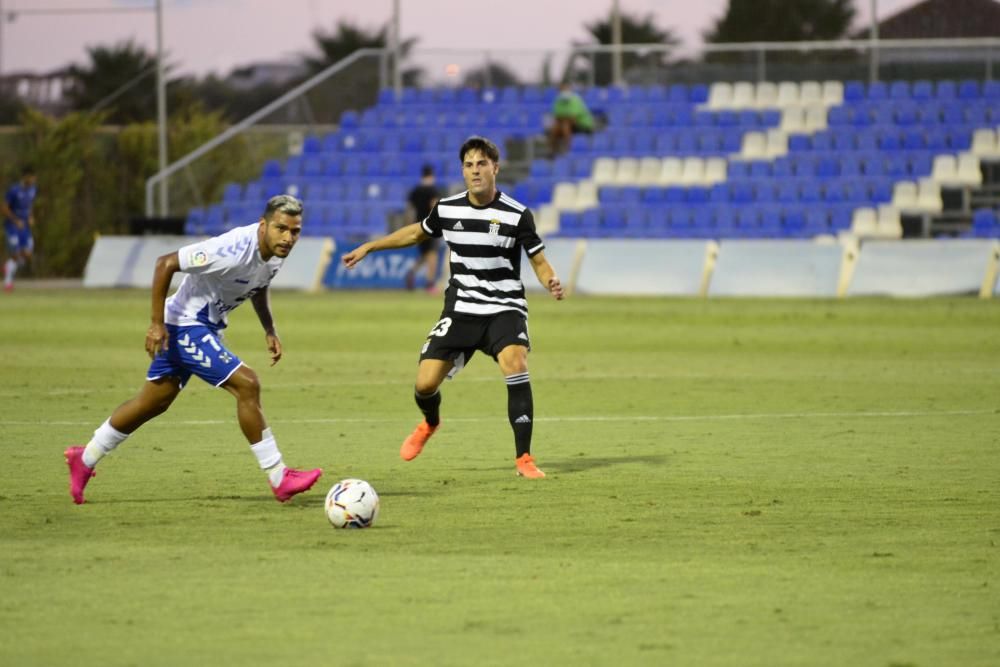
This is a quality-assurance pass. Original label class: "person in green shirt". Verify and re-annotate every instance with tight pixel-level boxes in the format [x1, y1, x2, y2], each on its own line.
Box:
[548, 83, 594, 157]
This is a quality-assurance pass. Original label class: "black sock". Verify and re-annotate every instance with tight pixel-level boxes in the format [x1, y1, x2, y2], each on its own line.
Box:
[506, 373, 533, 457]
[414, 389, 441, 427]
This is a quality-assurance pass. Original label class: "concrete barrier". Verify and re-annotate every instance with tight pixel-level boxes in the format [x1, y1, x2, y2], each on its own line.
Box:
[848, 239, 997, 297]
[574, 239, 714, 296]
[710, 240, 844, 297]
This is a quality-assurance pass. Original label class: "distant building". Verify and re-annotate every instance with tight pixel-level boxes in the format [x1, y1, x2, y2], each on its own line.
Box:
[0, 68, 75, 114]
[856, 0, 1000, 39]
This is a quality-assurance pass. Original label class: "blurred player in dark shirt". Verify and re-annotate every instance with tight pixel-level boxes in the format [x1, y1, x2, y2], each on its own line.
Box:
[405, 164, 443, 292]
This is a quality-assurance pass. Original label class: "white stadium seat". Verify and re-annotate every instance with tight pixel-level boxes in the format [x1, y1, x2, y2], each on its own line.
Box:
[536, 204, 560, 234]
[822, 80, 844, 106]
[957, 153, 983, 186]
[765, 129, 788, 158]
[636, 157, 662, 186]
[892, 181, 919, 211]
[803, 105, 828, 132]
[739, 131, 767, 160]
[706, 82, 733, 110]
[551, 182, 576, 210]
[780, 106, 806, 133]
[591, 157, 616, 185]
[876, 205, 902, 239]
[574, 181, 599, 209]
[680, 157, 706, 186]
[614, 157, 639, 185]
[732, 81, 756, 108]
[754, 81, 778, 108]
[775, 81, 800, 108]
[931, 155, 957, 184]
[917, 178, 943, 213]
[850, 207, 878, 236]
[799, 81, 822, 105]
[703, 158, 728, 185]
[971, 129, 999, 160]
[659, 158, 683, 185]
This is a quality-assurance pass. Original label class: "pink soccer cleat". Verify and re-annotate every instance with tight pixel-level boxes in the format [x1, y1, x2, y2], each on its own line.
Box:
[64, 446, 96, 504]
[271, 467, 323, 502]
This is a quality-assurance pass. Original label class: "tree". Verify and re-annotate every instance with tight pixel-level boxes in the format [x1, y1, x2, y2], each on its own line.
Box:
[704, 0, 856, 43]
[298, 20, 423, 121]
[67, 41, 163, 123]
[580, 10, 681, 86]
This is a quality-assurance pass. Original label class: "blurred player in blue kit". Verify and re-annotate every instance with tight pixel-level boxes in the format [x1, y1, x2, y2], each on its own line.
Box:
[2, 166, 38, 291]
[65, 195, 322, 504]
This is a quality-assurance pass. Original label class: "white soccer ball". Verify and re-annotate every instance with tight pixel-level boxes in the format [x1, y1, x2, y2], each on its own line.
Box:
[324, 479, 380, 529]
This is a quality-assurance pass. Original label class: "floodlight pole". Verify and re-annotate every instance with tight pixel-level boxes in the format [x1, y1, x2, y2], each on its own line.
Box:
[869, 0, 879, 83]
[391, 0, 401, 96]
[155, 0, 168, 216]
[611, 0, 623, 87]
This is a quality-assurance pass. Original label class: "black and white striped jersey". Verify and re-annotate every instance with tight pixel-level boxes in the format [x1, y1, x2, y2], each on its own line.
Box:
[421, 190, 545, 318]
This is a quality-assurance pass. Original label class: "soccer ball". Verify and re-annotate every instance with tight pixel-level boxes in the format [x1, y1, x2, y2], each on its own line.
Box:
[324, 479, 380, 529]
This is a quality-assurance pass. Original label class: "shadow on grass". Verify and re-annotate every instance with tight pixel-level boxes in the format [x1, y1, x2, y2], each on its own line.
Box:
[548, 453, 669, 474]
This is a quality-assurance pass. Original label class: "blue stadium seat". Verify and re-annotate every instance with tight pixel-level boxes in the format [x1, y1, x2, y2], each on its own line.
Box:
[843, 80, 865, 102]
[867, 81, 888, 100]
[958, 80, 980, 99]
[889, 80, 910, 99]
[912, 80, 933, 100]
[935, 80, 957, 99]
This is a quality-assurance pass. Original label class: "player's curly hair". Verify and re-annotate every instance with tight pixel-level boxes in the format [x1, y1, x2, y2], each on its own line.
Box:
[459, 136, 500, 164]
[264, 194, 303, 220]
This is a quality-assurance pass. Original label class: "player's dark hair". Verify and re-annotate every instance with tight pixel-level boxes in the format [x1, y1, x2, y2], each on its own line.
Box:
[420, 164, 434, 177]
[459, 136, 500, 164]
[263, 194, 303, 220]
[21, 165, 35, 177]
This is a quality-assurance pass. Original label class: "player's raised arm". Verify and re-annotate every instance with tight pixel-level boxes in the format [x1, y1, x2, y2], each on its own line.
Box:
[342, 222, 430, 268]
[529, 251, 565, 300]
[146, 251, 181, 357]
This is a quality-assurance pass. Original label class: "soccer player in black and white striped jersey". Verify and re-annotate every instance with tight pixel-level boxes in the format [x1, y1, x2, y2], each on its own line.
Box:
[342, 136, 564, 478]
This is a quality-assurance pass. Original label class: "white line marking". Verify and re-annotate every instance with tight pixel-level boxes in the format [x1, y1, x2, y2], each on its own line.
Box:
[2, 409, 993, 428]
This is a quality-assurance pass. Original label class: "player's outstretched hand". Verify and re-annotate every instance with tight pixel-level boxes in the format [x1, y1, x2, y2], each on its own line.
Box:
[342, 244, 370, 269]
[266, 333, 282, 366]
[548, 276, 565, 300]
[145, 322, 167, 358]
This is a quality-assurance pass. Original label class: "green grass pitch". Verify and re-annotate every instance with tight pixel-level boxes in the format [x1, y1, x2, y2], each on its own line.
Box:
[1, 289, 998, 666]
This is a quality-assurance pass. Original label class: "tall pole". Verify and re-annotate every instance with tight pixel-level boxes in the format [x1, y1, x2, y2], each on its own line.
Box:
[868, 0, 879, 83]
[0, 0, 5, 82]
[155, 0, 168, 216]
[391, 0, 401, 96]
[611, 0, 622, 87]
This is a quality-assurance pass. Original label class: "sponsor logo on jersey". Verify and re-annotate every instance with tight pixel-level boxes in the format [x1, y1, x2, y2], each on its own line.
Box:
[453, 221, 464, 230]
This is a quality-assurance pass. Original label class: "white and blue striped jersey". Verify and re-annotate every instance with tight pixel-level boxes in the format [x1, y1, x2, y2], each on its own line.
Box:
[165, 223, 283, 330]
[421, 190, 544, 318]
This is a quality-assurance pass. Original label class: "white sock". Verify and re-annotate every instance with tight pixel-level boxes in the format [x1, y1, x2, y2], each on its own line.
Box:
[3, 258, 15, 286]
[250, 427, 286, 486]
[82, 419, 130, 468]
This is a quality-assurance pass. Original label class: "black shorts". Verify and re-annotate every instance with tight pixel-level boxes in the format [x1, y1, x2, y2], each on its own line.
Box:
[419, 310, 530, 375]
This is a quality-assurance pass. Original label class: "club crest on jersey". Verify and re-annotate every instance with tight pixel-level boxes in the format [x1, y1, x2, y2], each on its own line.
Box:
[189, 250, 208, 266]
[489, 220, 500, 236]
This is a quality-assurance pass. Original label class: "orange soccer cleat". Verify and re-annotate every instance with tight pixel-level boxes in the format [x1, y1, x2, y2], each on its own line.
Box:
[400, 421, 439, 461]
[515, 453, 545, 479]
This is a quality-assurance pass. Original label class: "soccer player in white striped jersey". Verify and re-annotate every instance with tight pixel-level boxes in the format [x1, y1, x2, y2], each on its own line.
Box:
[64, 195, 322, 504]
[342, 136, 564, 478]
